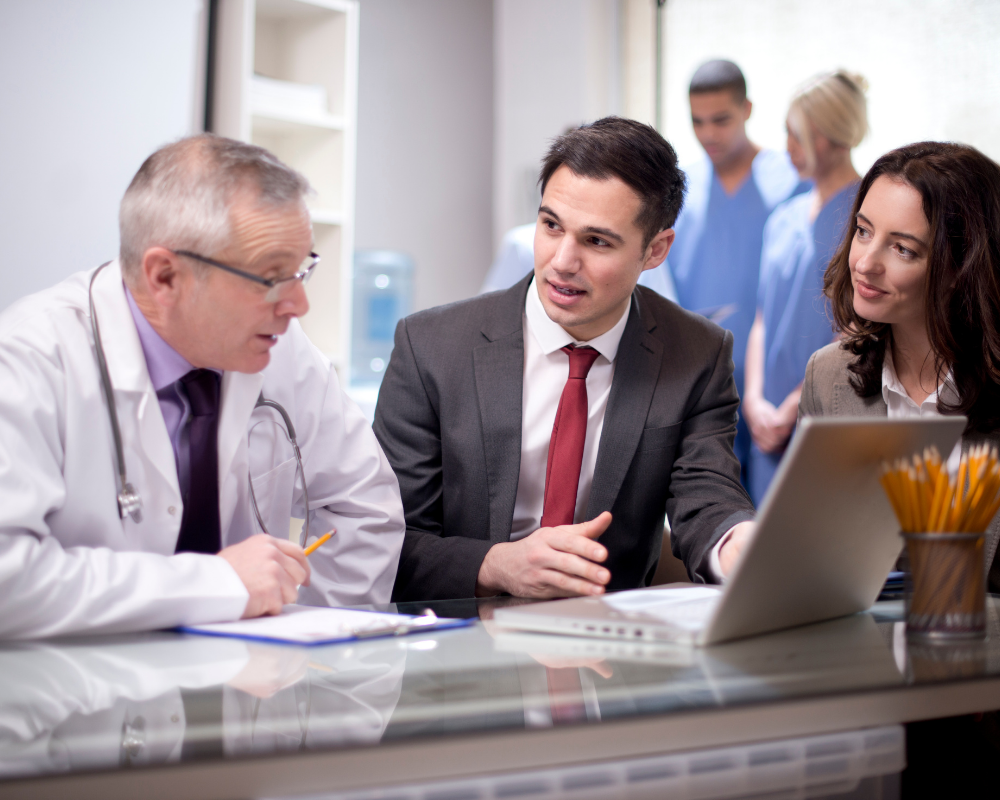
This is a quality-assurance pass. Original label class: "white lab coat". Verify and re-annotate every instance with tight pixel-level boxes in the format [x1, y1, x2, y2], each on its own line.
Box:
[0, 261, 405, 639]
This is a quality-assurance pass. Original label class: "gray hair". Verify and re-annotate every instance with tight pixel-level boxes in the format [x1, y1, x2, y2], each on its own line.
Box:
[119, 134, 311, 279]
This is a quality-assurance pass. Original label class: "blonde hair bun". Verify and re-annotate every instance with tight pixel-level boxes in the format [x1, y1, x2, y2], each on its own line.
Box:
[790, 69, 869, 150]
[836, 70, 869, 95]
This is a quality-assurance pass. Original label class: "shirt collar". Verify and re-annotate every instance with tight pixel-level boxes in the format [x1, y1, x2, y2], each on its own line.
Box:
[881, 346, 959, 409]
[125, 285, 195, 392]
[524, 276, 631, 362]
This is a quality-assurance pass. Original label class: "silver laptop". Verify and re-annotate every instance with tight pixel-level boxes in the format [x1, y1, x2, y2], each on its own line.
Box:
[493, 417, 965, 646]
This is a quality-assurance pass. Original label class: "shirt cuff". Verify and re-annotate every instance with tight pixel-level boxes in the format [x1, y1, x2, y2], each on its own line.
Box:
[707, 526, 739, 584]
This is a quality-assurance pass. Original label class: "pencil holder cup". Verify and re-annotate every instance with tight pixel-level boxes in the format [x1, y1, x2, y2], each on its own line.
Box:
[902, 532, 986, 641]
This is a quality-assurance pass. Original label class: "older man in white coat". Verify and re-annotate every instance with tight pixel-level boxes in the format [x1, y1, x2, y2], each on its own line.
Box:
[0, 135, 404, 639]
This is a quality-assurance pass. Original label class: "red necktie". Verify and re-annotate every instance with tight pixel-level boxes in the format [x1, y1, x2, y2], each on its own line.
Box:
[545, 666, 587, 725]
[540, 345, 601, 529]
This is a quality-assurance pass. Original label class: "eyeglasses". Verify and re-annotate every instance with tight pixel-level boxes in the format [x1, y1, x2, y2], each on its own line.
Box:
[172, 249, 320, 302]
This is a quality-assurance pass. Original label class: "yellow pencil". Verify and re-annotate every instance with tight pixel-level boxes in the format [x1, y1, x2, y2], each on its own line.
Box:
[303, 529, 335, 556]
[906, 468, 923, 531]
[881, 448, 1000, 535]
[978, 494, 1000, 533]
[970, 467, 1000, 531]
[946, 454, 969, 531]
[933, 479, 955, 532]
[927, 469, 949, 532]
[893, 465, 913, 530]
[959, 459, 988, 531]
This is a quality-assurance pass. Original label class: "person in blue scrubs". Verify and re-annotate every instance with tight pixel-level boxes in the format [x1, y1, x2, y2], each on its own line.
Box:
[668, 61, 807, 489]
[480, 221, 678, 302]
[743, 71, 869, 504]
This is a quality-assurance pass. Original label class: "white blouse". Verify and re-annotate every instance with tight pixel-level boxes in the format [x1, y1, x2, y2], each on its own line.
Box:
[881, 348, 962, 473]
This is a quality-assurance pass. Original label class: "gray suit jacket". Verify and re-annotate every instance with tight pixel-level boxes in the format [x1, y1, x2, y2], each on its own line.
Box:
[373, 275, 755, 602]
[800, 342, 1000, 589]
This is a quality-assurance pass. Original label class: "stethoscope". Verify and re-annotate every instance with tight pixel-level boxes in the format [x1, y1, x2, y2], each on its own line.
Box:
[247, 396, 310, 545]
[89, 262, 311, 545]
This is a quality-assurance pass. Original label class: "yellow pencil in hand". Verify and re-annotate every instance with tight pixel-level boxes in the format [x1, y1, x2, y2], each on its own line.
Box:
[303, 529, 335, 556]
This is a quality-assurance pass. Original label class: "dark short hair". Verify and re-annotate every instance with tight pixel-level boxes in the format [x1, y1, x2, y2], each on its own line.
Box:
[538, 117, 686, 247]
[824, 141, 1000, 433]
[689, 59, 747, 104]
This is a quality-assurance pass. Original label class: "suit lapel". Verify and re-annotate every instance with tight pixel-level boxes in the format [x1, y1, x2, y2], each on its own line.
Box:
[474, 276, 531, 544]
[832, 383, 887, 417]
[586, 294, 662, 519]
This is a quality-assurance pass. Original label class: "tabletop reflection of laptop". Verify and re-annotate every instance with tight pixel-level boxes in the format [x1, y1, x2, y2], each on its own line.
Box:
[494, 417, 965, 646]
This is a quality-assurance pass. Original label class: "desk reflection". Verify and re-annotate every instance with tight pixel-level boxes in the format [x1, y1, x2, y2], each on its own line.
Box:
[485, 612, 904, 726]
[0, 633, 406, 779]
[383, 609, 907, 746]
[4, 599, 1000, 793]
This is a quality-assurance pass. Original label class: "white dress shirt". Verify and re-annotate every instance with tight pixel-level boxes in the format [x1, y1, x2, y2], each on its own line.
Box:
[512, 278, 734, 583]
[509, 279, 630, 541]
[882, 348, 962, 473]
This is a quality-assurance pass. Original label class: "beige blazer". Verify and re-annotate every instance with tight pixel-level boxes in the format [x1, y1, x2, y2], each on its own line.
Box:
[800, 342, 1000, 588]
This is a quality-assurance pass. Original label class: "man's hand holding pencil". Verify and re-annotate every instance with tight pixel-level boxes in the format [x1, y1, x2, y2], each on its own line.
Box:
[219, 529, 336, 619]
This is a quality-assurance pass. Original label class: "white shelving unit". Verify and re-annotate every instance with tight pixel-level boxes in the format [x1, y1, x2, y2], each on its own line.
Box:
[212, 0, 359, 376]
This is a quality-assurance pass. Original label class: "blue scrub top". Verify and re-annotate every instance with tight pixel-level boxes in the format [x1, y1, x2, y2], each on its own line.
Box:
[758, 182, 858, 406]
[669, 150, 806, 385]
[480, 223, 536, 294]
[479, 223, 679, 302]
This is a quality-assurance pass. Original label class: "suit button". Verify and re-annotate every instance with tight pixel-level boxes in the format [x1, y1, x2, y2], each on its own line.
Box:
[168, 506, 177, 515]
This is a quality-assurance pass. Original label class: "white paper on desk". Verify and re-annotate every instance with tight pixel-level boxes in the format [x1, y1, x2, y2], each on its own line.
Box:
[603, 586, 722, 632]
[182, 605, 436, 645]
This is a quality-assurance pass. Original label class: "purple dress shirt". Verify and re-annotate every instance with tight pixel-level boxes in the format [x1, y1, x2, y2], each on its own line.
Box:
[125, 286, 196, 496]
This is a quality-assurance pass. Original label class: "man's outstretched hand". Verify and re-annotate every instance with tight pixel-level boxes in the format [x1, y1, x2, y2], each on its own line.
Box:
[219, 534, 311, 618]
[718, 521, 756, 577]
[476, 512, 613, 599]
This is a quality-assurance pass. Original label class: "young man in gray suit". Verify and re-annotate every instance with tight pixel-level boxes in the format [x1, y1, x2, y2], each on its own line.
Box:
[374, 118, 756, 602]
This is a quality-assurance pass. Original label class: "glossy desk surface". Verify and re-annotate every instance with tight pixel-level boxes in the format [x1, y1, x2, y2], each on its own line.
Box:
[2, 596, 1000, 800]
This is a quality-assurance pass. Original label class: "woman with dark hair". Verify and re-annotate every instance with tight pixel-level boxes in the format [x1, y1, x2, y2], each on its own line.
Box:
[800, 141, 1000, 590]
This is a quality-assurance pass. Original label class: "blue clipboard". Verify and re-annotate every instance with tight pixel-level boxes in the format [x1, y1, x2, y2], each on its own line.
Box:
[177, 605, 475, 647]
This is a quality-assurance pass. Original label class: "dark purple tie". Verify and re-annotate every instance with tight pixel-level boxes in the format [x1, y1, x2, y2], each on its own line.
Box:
[175, 369, 221, 554]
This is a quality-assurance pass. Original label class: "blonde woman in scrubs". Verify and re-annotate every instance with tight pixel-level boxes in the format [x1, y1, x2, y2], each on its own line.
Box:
[742, 70, 868, 504]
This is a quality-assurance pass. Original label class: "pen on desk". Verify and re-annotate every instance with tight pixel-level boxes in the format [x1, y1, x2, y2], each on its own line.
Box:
[303, 529, 335, 556]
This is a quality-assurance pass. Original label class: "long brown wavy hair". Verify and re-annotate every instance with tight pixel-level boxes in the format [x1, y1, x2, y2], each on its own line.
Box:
[824, 141, 1000, 433]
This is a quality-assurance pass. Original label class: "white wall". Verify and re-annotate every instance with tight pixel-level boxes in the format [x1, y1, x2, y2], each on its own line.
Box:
[658, 0, 1000, 172]
[0, 0, 207, 312]
[621, 0, 656, 128]
[493, 0, 622, 247]
[353, 0, 494, 312]
[12, 1, 995, 317]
